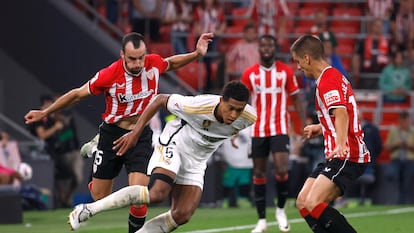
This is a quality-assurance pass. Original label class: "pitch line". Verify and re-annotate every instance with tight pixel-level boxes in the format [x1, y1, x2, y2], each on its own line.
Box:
[181, 207, 414, 233]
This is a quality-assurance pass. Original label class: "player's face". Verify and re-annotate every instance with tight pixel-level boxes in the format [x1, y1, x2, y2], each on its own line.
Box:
[291, 51, 312, 78]
[121, 41, 147, 75]
[219, 98, 247, 125]
[259, 38, 276, 63]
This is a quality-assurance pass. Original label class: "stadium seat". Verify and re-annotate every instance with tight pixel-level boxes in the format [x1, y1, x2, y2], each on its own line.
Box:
[149, 42, 173, 58]
[231, 7, 249, 27]
[176, 62, 207, 90]
[331, 8, 363, 29]
[159, 25, 172, 43]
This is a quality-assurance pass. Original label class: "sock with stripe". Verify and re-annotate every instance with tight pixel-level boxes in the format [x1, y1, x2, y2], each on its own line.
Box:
[253, 177, 267, 219]
[300, 208, 329, 233]
[275, 174, 289, 208]
[128, 205, 147, 233]
[310, 202, 357, 233]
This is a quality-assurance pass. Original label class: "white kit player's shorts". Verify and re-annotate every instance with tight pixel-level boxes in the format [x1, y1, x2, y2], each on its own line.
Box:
[147, 138, 209, 190]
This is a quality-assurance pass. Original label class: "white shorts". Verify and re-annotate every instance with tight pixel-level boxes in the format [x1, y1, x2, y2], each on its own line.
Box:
[147, 141, 208, 190]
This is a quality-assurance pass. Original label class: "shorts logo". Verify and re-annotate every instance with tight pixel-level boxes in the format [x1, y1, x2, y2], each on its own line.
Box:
[323, 90, 340, 106]
[324, 167, 332, 172]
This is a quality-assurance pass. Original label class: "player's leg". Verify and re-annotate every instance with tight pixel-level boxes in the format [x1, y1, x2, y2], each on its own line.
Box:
[271, 135, 290, 232]
[299, 159, 366, 233]
[137, 184, 202, 232]
[250, 137, 270, 233]
[296, 177, 329, 233]
[125, 125, 153, 233]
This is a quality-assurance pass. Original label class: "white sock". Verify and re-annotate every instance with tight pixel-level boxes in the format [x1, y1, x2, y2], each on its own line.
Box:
[88, 185, 150, 215]
[136, 210, 178, 233]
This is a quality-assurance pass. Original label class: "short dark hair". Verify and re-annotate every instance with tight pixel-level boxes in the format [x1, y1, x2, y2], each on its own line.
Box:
[291, 34, 325, 60]
[122, 32, 144, 51]
[259, 34, 277, 45]
[221, 81, 249, 102]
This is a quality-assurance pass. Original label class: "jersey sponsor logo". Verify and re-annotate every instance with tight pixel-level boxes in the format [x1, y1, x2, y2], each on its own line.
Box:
[254, 85, 282, 93]
[323, 90, 340, 106]
[118, 90, 154, 103]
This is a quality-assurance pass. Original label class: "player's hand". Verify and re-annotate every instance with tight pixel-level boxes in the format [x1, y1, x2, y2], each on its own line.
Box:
[303, 124, 321, 139]
[195, 33, 214, 56]
[113, 132, 139, 156]
[327, 144, 349, 160]
[24, 110, 45, 124]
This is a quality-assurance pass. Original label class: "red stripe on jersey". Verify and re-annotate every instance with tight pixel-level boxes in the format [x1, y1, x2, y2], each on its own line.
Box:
[316, 67, 370, 163]
[89, 54, 168, 124]
[241, 61, 299, 137]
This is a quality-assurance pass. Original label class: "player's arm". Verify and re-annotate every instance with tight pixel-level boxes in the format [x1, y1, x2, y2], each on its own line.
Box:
[303, 123, 322, 139]
[113, 94, 170, 156]
[327, 107, 349, 159]
[24, 82, 91, 124]
[165, 33, 214, 71]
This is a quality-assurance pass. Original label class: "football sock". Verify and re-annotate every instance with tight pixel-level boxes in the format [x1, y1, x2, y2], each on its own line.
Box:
[253, 177, 266, 219]
[311, 202, 357, 233]
[128, 205, 147, 233]
[87, 185, 150, 215]
[300, 208, 329, 233]
[136, 210, 178, 233]
[275, 174, 288, 208]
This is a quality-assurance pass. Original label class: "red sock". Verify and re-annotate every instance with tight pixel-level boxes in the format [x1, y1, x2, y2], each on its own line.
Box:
[130, 205, 147, 218]
[310, 202, 328, 219]
[299, 208, 310, 218]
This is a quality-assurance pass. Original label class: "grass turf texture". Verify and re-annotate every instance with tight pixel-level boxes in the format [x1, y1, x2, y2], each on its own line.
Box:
[1, 204, 413, 233]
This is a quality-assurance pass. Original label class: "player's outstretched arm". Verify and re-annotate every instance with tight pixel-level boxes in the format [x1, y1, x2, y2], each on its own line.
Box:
[24, 83, 90, 124]
[165, 32, 214, 71]
[113, 94, 170, 156]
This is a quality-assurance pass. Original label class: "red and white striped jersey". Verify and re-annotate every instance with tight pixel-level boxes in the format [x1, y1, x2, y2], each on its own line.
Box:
[241, 61, 299, 137]
[89, 54, 168, 123]
[315, 67, 370, 163]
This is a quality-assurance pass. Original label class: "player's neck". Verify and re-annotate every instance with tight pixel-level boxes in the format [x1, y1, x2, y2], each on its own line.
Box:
[214, 104, 223, 123]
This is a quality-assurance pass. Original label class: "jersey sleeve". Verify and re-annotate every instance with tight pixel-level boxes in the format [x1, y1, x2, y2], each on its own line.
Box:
[146, 54, 169, 72]
[89, 60, 120, 96]
[283, 63, 299, 95]
[166, 94, 187, 120]
[318, 69, 346, 111]
[241, 67, 254, 92]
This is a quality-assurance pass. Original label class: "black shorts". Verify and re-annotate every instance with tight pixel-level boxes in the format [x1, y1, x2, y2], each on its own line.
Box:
[92, 122, 153, 179]
[251, 134, 290, 158]
[310, 158, 368, 195]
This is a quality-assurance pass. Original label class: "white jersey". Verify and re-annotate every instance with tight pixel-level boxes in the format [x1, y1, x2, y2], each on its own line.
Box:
[147, 94, 257, 188]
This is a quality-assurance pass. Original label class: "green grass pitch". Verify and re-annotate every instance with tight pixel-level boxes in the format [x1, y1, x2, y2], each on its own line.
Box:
[1, 204, 413, 233]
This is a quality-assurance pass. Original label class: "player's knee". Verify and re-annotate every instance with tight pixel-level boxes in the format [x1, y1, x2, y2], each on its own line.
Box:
[148, 173, 174, 203]
[171, 209, 192, 225]
[296, 193, 307, 209]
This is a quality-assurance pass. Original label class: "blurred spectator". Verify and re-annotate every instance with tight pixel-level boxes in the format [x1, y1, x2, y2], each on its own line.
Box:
[246, 0, 290, 46]
[225, 23, 259, 81]
[379, 50, 412, 103]
[322, 38, 348, 77]
[366, 0, 394, 34]
[130, 0, 163, 42]
[352, 17, 390, 88]
[356, 110, 382, 204]
[218, 126, 253, 208]
[28, 94, 83, 208]
[0, 131, 23, 186]
[384, 111, 414, 204]
[193, 0, 227, 92]
[53, 106, 84, 208]
[390, 0, 414, 60]
[300, 113, 324, 172]
[163, 0, 193, 54]
[310, 9, 338, 50]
